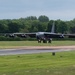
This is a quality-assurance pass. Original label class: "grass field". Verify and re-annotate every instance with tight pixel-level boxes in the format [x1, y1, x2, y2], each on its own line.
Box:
[0, 40, 75, 49]
[0, 51, 75, 75]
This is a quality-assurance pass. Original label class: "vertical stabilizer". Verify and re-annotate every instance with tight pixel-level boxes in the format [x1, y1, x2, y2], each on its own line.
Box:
[51, 22, 55, 33]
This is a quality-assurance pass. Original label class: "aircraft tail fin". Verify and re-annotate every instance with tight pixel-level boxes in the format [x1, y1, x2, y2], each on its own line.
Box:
[51, 22, 55, 33]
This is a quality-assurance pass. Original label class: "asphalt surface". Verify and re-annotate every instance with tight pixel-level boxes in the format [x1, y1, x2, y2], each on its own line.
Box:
[0, 49, 72, 56]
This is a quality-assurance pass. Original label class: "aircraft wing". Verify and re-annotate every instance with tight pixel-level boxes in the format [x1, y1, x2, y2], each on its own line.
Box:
[44, 33, 64, 38]
[25, 33, 36, 38]
[14, 33, 36, 38]
[64, 34, 75, 38]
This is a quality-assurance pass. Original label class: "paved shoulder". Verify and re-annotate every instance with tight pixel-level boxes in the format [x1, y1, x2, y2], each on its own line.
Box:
[0, 48, 73, 56]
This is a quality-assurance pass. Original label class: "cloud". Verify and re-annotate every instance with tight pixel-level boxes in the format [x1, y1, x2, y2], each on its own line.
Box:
[0, 10, 75, 20]
[0, 0, 75, 20]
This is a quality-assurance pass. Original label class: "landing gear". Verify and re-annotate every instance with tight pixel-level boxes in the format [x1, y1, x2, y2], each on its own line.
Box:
[42, 38, 52, 43]
[48, 38, 52, 43]
[43, 38, 47, 43]
[38, 39, 41, 43]
[37, 38, 52, 43]
[38, 39, 47, 43]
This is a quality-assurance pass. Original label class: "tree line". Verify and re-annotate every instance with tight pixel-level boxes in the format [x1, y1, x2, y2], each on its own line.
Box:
[0, 15, 75, 34]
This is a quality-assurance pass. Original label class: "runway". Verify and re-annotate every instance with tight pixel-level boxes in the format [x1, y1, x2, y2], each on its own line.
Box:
[0, 48, 72, 56]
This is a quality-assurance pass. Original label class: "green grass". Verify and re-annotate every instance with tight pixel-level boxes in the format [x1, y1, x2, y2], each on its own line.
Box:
[0, 40, 75, 49]
[0, 51, 75, 75]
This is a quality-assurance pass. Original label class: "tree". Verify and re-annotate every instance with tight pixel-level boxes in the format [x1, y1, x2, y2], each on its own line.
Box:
[38, 15, 49, 22]
[8, 22, 20, 33]
[70, 26, 75, 33]
[0, 23, 7, 33]
[0, 15, 74, 34]
[30, 20, 39, 32]
[57, 20, 68, 33]
[0, 20, 9, 33]
[25, 16, 37, 20]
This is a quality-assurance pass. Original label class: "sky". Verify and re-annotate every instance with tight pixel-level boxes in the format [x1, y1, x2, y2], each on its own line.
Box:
[0, 0, 75, 20]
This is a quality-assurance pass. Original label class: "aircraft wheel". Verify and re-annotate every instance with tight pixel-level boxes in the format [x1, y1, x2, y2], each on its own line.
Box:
[38, 39, 41, 43]
[43, 39, 47, 43]
[48, 38, 52, 43]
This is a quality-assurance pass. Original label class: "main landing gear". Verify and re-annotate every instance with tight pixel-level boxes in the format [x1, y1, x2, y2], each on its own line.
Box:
[38, 38, 52, 43]
[38, 39, 41, 43]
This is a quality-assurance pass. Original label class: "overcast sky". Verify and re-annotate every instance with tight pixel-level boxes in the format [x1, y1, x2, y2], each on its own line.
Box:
[0, 0, 75, 20]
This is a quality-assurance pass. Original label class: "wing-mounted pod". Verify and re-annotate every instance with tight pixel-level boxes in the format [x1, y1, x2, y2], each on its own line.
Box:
[59, 34, 64, 38]
[17, 34, 27, 38]
[9, 34, 15, 37]
[5, 33, 15, 37]
[44, 33, 64, 38]
[64, 34, 75, 38]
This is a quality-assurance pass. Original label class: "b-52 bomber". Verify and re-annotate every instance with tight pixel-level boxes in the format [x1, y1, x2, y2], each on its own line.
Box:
[5, 22, 65, 43]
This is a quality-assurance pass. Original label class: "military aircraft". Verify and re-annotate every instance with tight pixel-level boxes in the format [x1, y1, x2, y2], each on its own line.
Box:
[5, 22, 64, 43]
